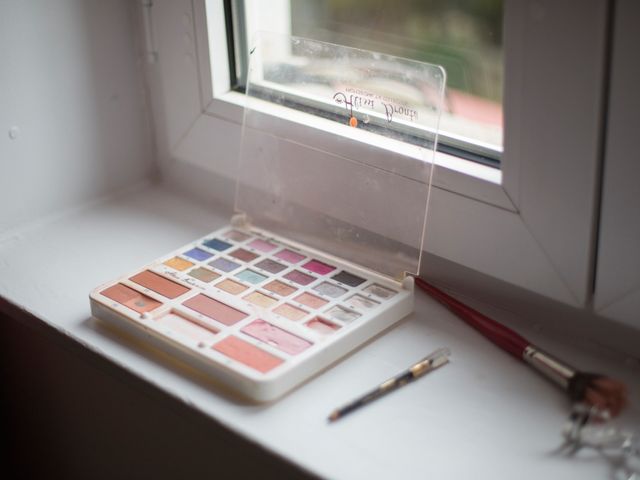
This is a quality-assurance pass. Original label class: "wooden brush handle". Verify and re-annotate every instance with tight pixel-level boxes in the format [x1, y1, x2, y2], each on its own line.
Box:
[415, 277, 530, 359]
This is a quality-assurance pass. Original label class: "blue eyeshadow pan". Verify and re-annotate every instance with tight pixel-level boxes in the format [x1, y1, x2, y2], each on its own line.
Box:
[184, 247, 213, 261]
[203, 238, 232, 251]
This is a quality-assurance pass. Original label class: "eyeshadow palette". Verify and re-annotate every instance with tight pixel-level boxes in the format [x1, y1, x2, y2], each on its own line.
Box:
[90, 226, 413, 401]
[90, 34, 444, 401]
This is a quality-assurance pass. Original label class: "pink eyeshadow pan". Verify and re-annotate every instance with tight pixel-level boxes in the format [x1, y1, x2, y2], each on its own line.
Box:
[283, 270, 315, 286]
[303, 259, 335, 275]
[248, 238, 277, 252]
[214, 336, 283, 373]
[242, 320, 312, 355]
[275, 248, 305, 263]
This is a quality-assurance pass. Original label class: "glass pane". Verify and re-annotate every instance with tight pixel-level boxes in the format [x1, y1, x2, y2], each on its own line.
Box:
[231, 0, 503, 163]
[290, 0, 503, 153]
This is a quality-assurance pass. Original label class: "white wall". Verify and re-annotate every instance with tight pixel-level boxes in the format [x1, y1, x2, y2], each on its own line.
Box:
[0, 0, 153, 234]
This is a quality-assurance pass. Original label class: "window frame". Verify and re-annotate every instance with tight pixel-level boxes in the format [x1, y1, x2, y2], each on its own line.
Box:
[226, 0, 504, 166]
[594, 0, 640, 328]
[198, 0, 507, 205]
[155, 0, 610, 307]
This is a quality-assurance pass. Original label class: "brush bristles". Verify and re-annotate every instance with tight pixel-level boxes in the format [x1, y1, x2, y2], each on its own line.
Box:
[585, 377, 628, 417]
[569, 373, 628, 417]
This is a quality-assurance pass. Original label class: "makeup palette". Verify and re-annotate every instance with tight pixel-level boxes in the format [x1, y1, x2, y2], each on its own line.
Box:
[90, 34, 444, 401]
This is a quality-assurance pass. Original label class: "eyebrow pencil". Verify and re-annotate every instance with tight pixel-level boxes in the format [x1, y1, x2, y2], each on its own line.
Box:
[328, 347, 451, 422]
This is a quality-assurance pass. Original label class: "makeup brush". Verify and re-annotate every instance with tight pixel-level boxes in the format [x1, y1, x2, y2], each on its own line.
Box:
[414, 277, 628, 417]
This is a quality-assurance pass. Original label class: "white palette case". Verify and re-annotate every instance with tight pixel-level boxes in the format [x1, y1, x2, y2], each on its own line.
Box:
[90, 33, 444, 401]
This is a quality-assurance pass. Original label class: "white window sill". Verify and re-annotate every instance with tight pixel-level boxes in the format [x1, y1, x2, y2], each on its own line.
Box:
[1, 182, 637, 480]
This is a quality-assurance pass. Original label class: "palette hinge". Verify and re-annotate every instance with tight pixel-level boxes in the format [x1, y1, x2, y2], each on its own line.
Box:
[402, 275, 415, 291]
[231, 212, 250, 229]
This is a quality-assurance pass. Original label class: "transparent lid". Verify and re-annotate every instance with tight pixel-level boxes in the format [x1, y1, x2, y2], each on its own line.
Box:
[236, 32, 445, 281]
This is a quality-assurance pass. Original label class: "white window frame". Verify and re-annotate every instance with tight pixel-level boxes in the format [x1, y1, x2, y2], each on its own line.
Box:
[594, 0, 640, 328]
[149, 0, 610, 307]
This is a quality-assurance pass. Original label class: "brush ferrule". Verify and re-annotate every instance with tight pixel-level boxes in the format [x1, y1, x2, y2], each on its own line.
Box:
[523, 346, 576, 390]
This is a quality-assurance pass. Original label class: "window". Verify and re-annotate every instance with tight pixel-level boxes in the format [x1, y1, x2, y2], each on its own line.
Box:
[226, 0, 503, 167]
[166, 1, 610, 306]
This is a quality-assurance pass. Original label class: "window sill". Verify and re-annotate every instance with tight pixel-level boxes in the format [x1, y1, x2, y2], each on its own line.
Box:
[1, 182, 637, 479]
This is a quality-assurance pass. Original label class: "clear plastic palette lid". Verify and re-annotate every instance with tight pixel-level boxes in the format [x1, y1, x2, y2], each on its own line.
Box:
[236, 32, 445, 281]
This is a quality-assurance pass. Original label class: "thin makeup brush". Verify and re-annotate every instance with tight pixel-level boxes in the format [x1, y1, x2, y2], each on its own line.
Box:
[414, 277, 628, 417]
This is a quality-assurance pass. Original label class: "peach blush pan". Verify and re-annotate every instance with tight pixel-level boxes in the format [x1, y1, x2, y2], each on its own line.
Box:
[214, 336, 283, 373]
[101, 284, 161, 313]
